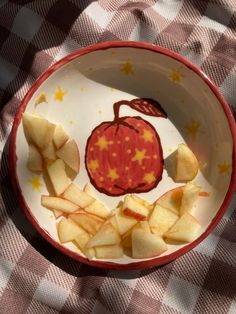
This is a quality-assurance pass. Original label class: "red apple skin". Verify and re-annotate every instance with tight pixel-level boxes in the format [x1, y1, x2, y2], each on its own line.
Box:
[123, 208, 147, 221]
[85, 116, 163, 196]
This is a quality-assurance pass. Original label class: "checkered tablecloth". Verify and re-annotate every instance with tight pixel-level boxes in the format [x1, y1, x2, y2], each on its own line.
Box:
[0, 1, 236, 313]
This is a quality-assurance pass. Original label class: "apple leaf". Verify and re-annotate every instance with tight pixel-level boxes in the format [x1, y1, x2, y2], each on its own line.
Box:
[129, 98, 167, 118]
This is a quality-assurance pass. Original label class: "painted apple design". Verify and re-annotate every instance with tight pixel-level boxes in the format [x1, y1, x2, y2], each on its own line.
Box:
[85, 98, 167, 196]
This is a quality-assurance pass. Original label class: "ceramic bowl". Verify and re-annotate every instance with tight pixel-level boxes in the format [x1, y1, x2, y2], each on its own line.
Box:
[9, 41, 236, 270]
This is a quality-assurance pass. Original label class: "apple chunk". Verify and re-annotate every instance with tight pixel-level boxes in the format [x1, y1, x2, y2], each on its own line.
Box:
[122, 195, 149, 220]
[47, 159, 70, 196]
[53, 124, 69, 149]
[73, 230, 91, 253]
[164, 212, 201, 243]
[56, 139, 80, 173]
[62, 183, 95, 208]
[148, 204, 179, 236]
[95, 244, 123, 259]
[57, 217, 86, 243]
[114, 207, 138, 236]
[41, 141, 56, 161]
[84, 200, 110, 219]
[175, 143, 199, 182]
[180, 182, 200, 216]
[69, 212, 104, 235]
[156, 186, 184, 215]
[27, 144, 43, 172]
[132, 227, 167, 259]
[86, 223, 121, 249]
[41, 195, 79, 213]
[22, 113, 56, 149]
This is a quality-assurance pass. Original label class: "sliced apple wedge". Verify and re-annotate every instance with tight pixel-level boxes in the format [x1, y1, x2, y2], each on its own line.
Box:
[115, 206, 138, 236]
[83, 183, 93, 195]
[180, 182, 200, 216]
[56, 139, 80, 173]
[86, 223, 121, 249]
[132, 227, 167, 259]
[57, 217, 86, 243]
[73, 229, 91, 252]
[41, 195, 79, 213]
[122, 229, 132, 249]
[41, 141, 56, 161]
[53, 209, 63, 219]
[22, 113, 56, 149]
[149, 204, 179, 236]
[122, 195, 149, 220]
[84, 200, 110, 219]
[175, 143, 199, 182]
[95, 244, 123, 259]
[164, 212, 201, 243]
[27, 144, 43, 172]
[53, 124, 69, 149]
[69, 212, 104, 235]
[47, 159, 70, 196]
[62, 183, 95, 208]
[131, 194, 153, 211]
[156, 186, 184, 215]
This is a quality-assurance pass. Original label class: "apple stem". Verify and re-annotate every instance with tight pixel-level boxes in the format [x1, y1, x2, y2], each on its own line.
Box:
[113, 100, 130, 121]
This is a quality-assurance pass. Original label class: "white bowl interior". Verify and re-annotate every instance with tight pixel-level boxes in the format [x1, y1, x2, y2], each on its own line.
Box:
[14, 46, 233, 264]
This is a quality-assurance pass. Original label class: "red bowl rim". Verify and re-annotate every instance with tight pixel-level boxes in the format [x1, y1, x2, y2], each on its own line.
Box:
[9, 41, 236, 270]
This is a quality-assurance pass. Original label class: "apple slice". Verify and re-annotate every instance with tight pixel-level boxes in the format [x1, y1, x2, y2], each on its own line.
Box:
[180, 182, 200, 216]
[86, 223, 121, 249]
[73, 230, 91, 252]
[69, 212, 104, 235]
[56, 139, 80, 173]
[132, 227, 167, 259]
[53, 124, 69, 149]
[22, 113, 56, 149]
[156, 186, 184, 215]
[41, 141, 56, 161]
[175, 143, 199, 182]
[122, 229, 132, 249]
[84, 200, 110, 219]
[57, 217, 86, 243]
[122, 195, 149, 220]
[83, 183, 93, 195]
[47, 159, 70, 196]
[62, 183, 95, 208]
[53, 209, 63, 219]
[95, 244, 123, 259]
[164, 212, 201, 243]
[131, 194, 153, 211]
[149, 204, 179, 236]
[27, 144, 43, 172]
[41, 195, 79, 213]
[114, 207, 138, 236]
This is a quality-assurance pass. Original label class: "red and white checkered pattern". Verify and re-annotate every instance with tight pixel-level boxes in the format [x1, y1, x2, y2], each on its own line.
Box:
[0, 1, 236, 313]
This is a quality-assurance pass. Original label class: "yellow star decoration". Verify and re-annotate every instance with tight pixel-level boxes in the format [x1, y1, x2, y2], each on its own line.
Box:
[170, 69, 184, 83]
[185, 120, 201, 140]
[218, 162, 231, 174]
[28, 176, 43, 192]
[80, 86, 85, 92]
[121, 62, 134, 75]
[95, 136, 112, 151]
[144, 171, 156, 184]
[132, 149, 148, 165]
[54, 86, 66, 101]
[107, 168, 119, 181]
[34, 92, 48, 107]
[142, 129, 154, 143]
[88, 159, 99, 172]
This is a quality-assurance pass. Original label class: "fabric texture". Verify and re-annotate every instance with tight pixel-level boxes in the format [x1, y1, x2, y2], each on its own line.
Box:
[0, 1, 236, 313]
